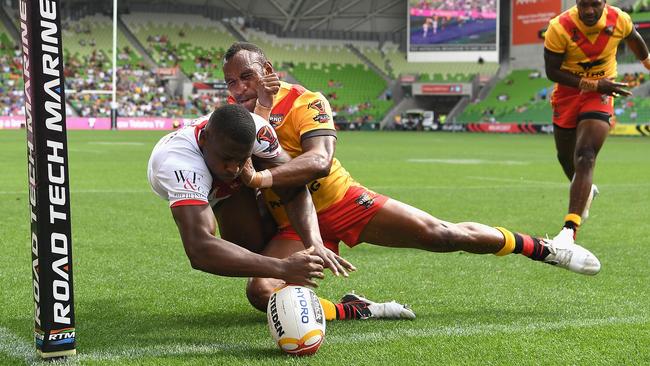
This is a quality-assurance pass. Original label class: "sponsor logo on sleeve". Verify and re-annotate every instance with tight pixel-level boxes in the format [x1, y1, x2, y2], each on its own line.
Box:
[173, 170, 205, 192]
[269, 114, 284, 127]
[307, 99, 330, 123]
[256, 125, 279, 153]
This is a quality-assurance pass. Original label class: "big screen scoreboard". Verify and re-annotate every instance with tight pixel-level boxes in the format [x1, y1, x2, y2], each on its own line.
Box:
[407, 0, 498, 62]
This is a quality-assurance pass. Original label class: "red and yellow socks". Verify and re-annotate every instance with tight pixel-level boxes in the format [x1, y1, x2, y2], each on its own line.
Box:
[319, 298, 337, 321]
[319, 297, 369, 320]
[563, 213, 581, 239]
[494, 227, 550, 261]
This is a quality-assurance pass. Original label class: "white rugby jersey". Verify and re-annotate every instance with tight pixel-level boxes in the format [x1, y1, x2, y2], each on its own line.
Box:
[147, 112, 281, 207]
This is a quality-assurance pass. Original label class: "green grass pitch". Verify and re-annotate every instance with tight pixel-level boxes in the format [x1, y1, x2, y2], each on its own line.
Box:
[1, 130, 649, 365]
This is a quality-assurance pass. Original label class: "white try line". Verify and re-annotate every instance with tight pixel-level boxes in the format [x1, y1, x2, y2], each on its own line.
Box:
[87, 142, 145, 146]
[469, 176, 650, 189]
[407, 158, 529, 165]
[326, 315, 649, 344]
[371, 184, 565, 191]
[2, 315, 647, 362]
[0, 189, 152, 195]
[467, 176, 567, 186]
[67, 149, 106, 154]
[0, 327, 39, 365]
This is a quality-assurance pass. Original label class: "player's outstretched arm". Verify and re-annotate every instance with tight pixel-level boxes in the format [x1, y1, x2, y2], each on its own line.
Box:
[280, 186, 355, 277]
[544, 48, 631, 96]
[242, 135, 336, 188]
[250, 151, 356, 277]
[171, 203, 325, 286]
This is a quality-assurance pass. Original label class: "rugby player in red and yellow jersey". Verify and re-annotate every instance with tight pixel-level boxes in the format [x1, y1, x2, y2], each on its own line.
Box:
[223, 42, 601, 322]
[544, 0, 650, 245]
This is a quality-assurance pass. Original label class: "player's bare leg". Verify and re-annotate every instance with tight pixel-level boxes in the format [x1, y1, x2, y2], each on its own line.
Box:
[246, 238, 414, 320]
[358, 199, 600, 275]
[553, 118, 608, 244]
[569, 119, 608, 221]
[213, 187, 276, 254]
[554, 125, 577, 180]
[359, 199, 507, 253]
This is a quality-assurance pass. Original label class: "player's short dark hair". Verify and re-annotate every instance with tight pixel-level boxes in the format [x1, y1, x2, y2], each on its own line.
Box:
[224, 42, 267, 63]
[206, 104, 255, 146]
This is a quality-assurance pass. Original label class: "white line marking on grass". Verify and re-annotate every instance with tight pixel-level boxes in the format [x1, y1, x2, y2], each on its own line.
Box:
[407, 158, 529, 165]
[67, 149, 106, 154]
[371, 184, 564, 191]
[77, 343, 248, 362]
[87, 142, 145, 146]
[3, 316, 646, 362]
[467, 176, 567, 186]
[0, 189, 151, 195]
[326, 315, 649, 344]
[0, 327, 39, 365]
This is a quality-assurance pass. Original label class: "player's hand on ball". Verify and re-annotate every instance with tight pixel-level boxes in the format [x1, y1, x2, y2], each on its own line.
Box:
[597, 78, 632, 97]
[282, 249, 325, 287]
[307, 245, 356, 277]
[256, 72, 280, 108]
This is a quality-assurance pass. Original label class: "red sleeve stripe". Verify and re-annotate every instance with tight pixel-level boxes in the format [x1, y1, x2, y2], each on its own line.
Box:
[272, 84, 306, 117]
[171, 199, 208, 208]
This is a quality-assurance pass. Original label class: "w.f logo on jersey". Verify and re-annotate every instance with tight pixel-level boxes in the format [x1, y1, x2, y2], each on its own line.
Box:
[257, 125, 279, 153]
[308, 99, 330, 123]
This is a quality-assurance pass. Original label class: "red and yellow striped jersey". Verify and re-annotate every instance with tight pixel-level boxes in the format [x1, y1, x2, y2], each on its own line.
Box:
[544, 5, 633, 79]
[263, 81, 357, 227]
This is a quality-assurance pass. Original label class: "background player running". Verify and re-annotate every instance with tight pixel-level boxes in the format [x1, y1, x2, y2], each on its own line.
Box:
[544, 0, 650, 245]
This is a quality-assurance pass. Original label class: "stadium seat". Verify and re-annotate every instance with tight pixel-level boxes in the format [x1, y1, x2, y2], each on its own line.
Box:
[122, 13, 238, 81]
[458, 69, 554, 123]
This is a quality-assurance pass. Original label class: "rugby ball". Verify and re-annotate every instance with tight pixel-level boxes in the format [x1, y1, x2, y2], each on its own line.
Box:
[267, 285, 326, 356]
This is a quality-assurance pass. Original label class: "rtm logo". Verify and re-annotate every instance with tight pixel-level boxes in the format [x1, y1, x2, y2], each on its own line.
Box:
[294, 287, 310, 324]
[49, 331, 75, 341]
[268, 294, 285, 337]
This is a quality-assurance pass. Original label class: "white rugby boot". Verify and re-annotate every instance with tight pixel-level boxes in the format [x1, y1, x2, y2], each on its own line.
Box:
[340, 293, 416, 320]
[541, 238, 601, 275]
[552, 227, 576, 247]
[581, 184, 599, 221]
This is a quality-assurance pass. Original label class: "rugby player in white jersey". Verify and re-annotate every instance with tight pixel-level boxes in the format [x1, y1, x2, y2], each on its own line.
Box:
[148, 103, 353, 285]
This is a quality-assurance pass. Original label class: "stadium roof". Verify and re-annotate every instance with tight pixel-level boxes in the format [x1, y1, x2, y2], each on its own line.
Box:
[216, 0, 405, 33]
[98, 0, 406, 34]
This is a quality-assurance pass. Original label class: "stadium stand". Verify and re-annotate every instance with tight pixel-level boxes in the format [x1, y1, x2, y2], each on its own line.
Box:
[240, 28, 393, 123]
[0, 20, 24, 117]
[122, 13, 238, 82]
[243, 29, 364, 66]
[356, 43, 391, 76]
[62, 15, 140, 65]
[2, 3, 649, 125]
[458, 70, 553, 123]
[59, 14, 207, 118]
